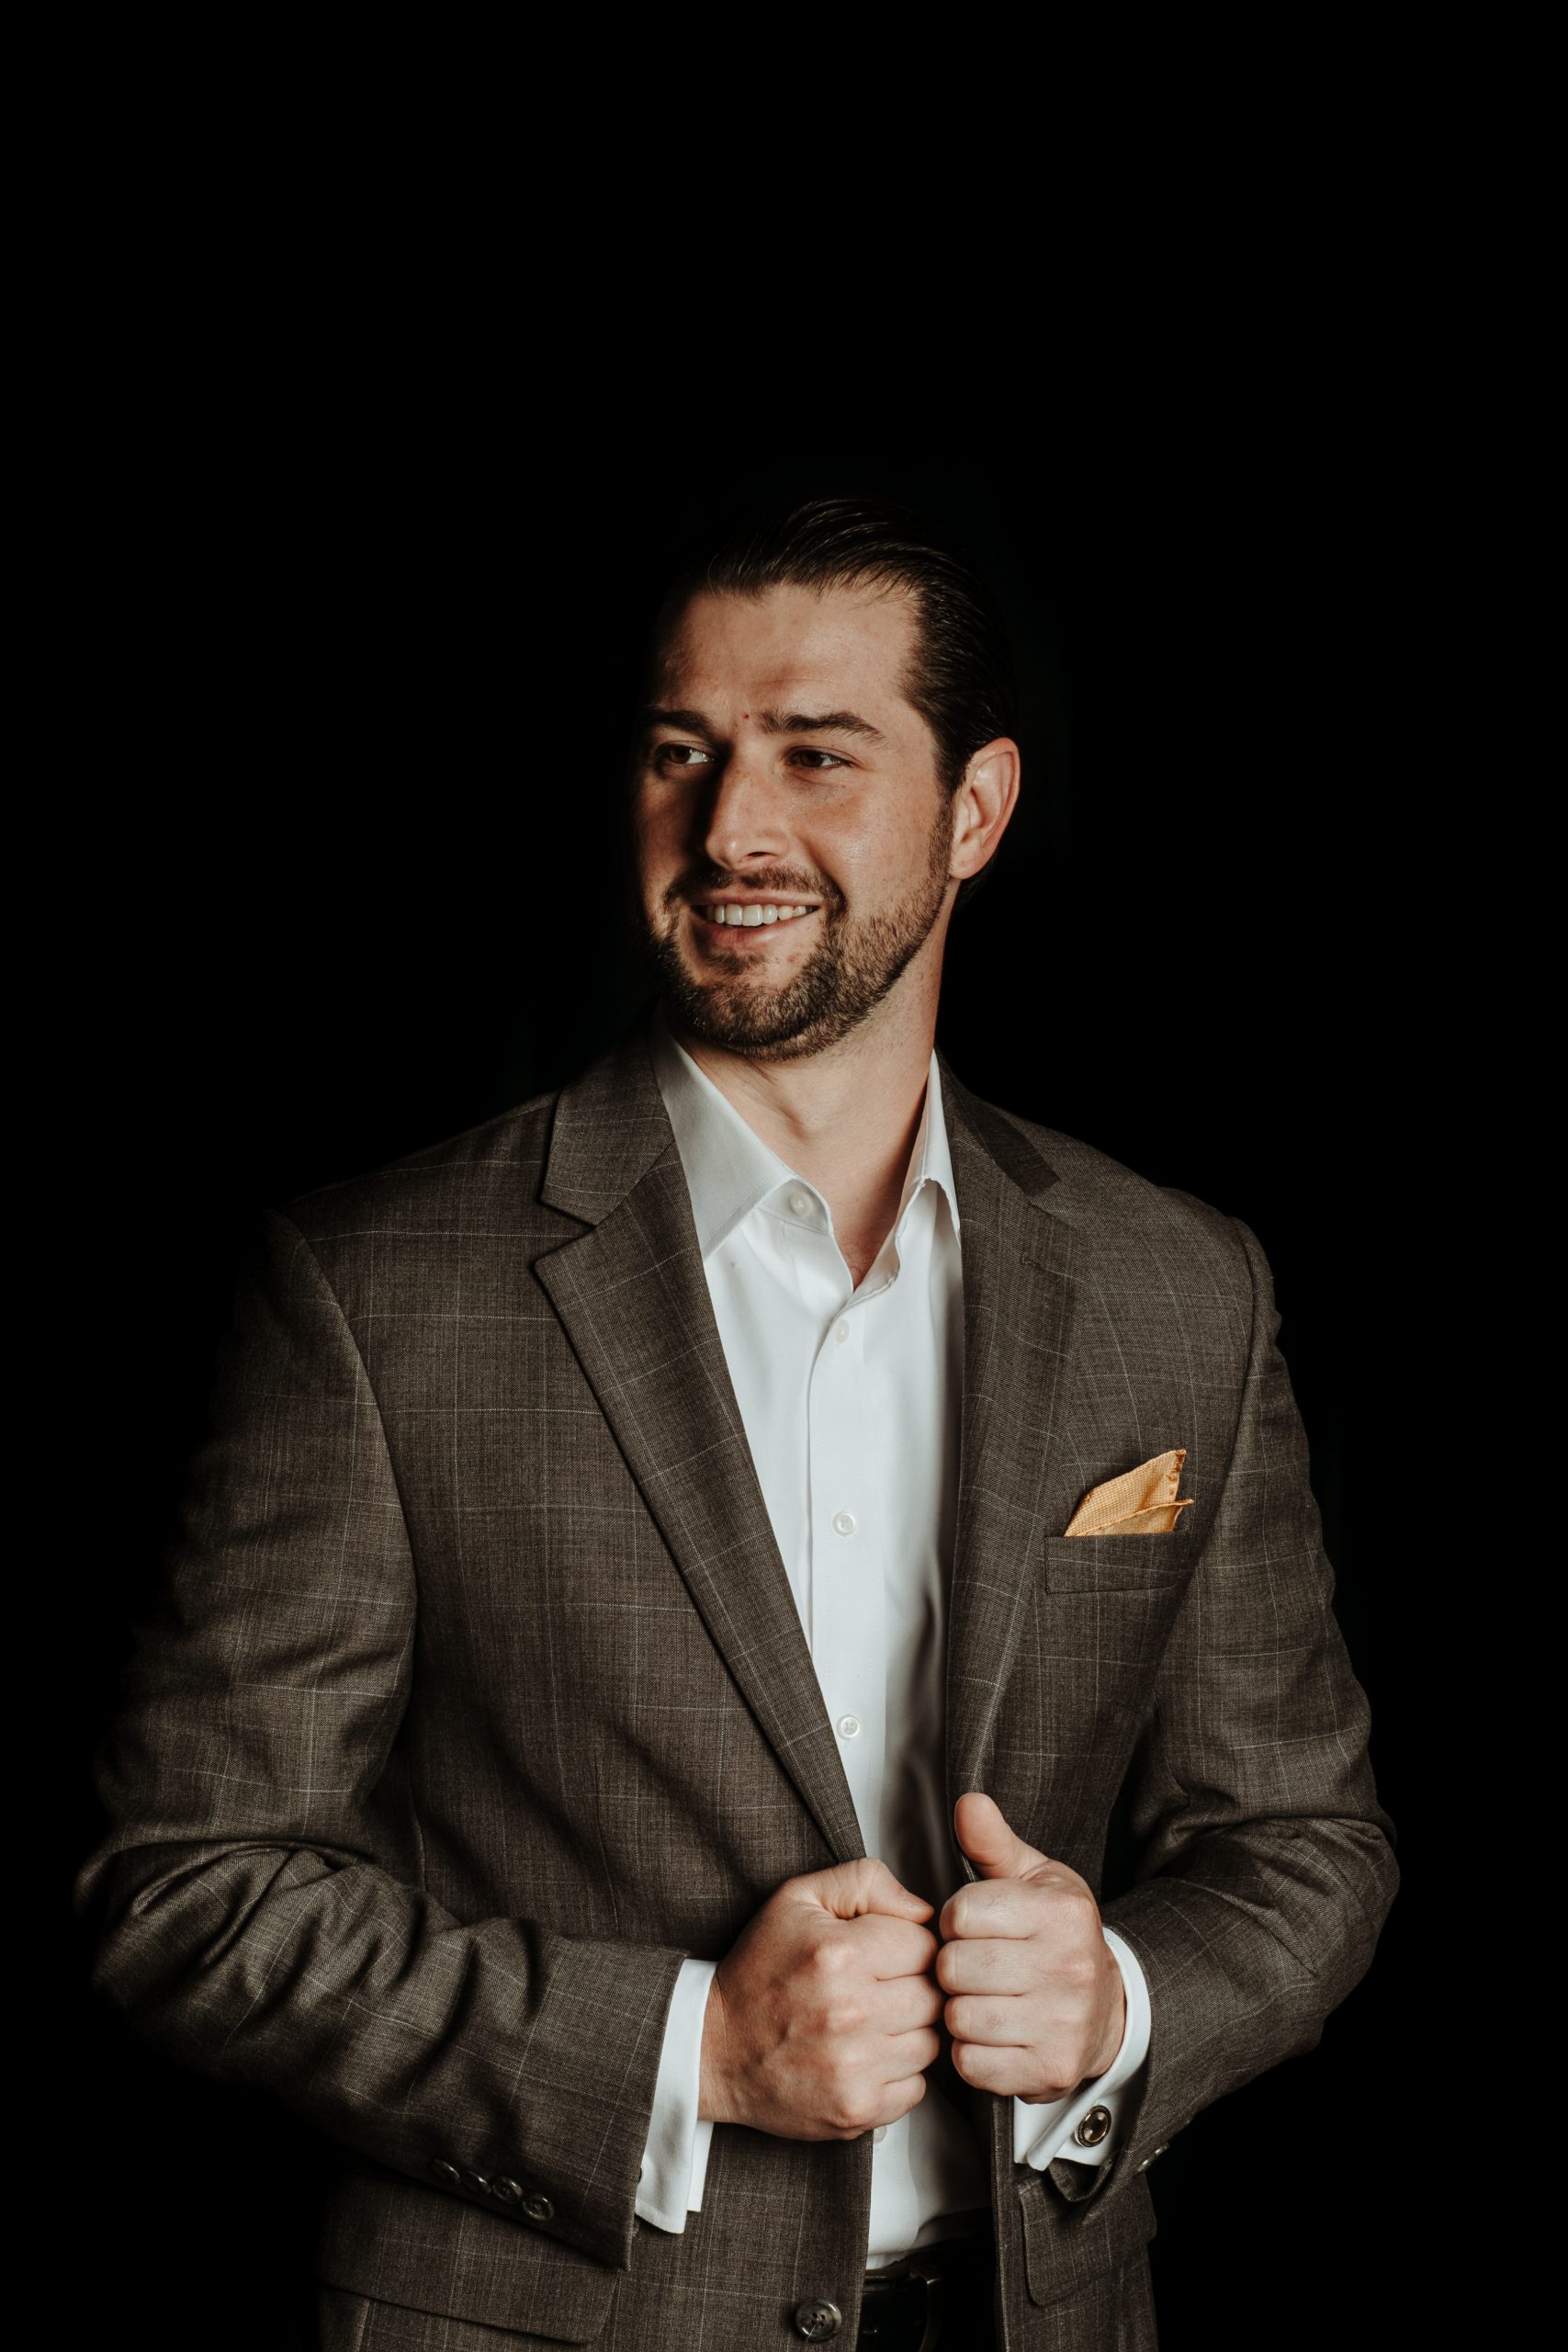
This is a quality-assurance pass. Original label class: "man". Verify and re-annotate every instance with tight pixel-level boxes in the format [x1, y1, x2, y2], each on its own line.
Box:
[79, 497, 1397, 2351]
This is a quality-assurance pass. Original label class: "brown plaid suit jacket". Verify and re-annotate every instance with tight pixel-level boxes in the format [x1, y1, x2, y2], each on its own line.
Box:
[79, 1015, 1397, 2350]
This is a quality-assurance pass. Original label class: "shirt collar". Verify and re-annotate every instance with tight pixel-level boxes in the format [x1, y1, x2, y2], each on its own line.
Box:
[649, 1001, 960, 1262]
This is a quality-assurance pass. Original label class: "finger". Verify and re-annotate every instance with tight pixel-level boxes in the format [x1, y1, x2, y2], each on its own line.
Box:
[871, 1974, 945, 2035]
[940, 1878, 1050, 1942]
[809, 1859, 933, 1924]
[935, 1938, 1042, 1996]
[883, 2024, 942, 2076]
[852, 1915, 940, 1980]
[950, 2039, 1075, 2100]
[877, 2071, 931, 2125]
[944, 1993, 1047, 2048]
[953, 1792, 1049, 1881]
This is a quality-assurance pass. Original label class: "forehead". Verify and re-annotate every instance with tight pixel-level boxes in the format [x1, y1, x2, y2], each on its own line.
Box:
[652, 582, 922, 719]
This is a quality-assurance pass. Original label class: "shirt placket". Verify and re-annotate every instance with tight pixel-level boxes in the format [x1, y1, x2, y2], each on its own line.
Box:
[796, 1221, 886, 1860]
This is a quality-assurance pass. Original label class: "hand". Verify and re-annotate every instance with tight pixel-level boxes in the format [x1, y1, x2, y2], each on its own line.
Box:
[699, 1859, 942, 2142]
[938, 1792, 1125, 2103]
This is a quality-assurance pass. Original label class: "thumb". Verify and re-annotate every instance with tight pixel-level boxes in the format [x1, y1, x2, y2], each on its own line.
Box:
[953, 1792, 1046, 1880]
[807, 1858, 933, 1923]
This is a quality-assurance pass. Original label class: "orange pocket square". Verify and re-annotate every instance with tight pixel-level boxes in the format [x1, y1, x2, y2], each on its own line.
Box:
[1063, 1447, 1193, 1536]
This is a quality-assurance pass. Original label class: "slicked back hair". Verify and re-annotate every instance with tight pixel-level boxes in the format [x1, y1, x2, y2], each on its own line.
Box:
[649, 495, 1019, 910]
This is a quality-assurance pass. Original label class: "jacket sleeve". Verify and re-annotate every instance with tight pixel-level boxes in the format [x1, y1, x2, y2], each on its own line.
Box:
[1090, 1212, 1398, 2203]
[74, 1208, 686, 2272]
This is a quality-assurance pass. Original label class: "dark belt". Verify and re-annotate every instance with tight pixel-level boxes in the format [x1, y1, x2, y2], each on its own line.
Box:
[852, 2230, 996, 2352]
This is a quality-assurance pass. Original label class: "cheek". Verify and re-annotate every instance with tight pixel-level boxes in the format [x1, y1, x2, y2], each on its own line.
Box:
[632, 796, 679, 881]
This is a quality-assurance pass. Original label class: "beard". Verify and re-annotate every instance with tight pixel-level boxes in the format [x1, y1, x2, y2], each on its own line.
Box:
[641, 800, 955, 1062]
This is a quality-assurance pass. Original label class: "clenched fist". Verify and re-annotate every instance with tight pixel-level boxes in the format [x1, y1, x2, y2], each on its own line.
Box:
[699, 1859, 943, 2142]
[938, 1792, 1125, 2103]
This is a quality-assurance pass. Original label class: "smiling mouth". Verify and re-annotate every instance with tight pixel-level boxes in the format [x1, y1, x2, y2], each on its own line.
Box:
[691, 900, 820, 933]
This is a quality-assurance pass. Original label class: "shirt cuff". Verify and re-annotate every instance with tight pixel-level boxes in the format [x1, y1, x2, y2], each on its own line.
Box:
[1011, 1927, 1152, 2170]
[636, 1958, 717, 2233]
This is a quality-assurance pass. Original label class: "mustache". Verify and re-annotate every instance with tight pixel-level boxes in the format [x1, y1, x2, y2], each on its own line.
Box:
[664, 865, 843, 913]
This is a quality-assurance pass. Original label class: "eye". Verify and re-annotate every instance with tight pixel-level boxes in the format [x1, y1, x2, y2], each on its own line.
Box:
[653, 741, 715, 772]
[788, 749, 851, 771]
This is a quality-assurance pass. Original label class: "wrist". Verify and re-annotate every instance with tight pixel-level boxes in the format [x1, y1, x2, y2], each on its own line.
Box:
[1087, 1965, 1127, 2079]
[697, 1971, 733, 2125]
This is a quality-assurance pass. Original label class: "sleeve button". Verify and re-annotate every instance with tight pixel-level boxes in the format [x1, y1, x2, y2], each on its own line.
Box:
[522, 2193, 554, 2223]
[429, 2159, 461, 2187]
[491, 2177, 523, 2204]
[461, 2170, 490, 2195]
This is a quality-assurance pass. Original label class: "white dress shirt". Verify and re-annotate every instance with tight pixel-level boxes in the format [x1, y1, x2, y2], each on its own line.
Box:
[635, 1009, 1151, 2261]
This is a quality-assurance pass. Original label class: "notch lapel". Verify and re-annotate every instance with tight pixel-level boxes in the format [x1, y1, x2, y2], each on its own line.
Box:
[940, 1065, 1080, 1838]
[535, 1024, 864, 1867]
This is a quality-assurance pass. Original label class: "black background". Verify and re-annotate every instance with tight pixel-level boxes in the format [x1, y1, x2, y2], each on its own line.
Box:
[65, 437, 1428, 2346]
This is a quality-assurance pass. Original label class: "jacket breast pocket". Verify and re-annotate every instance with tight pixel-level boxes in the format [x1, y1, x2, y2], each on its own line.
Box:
[1040, 1531, 1197, 1595]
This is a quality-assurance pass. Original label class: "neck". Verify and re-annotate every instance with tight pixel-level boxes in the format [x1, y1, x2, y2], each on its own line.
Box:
[668, 977, 940, 1288]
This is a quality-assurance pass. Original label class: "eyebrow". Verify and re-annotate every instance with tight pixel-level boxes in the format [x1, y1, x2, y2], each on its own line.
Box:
[643, 706, 886, 743]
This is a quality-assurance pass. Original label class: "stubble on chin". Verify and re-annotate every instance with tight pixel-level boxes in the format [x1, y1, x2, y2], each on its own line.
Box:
[643, 815, 954, 1063]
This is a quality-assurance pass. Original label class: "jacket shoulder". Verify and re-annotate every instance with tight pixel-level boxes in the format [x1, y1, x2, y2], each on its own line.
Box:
[972, 1094, 1254, 1287]
[276, 1089, 569, 1250]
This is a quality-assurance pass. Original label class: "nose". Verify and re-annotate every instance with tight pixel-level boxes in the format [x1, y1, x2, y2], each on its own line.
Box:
[699, 753, 789, 874]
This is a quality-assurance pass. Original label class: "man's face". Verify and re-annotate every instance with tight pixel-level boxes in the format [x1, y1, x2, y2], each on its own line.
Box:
[632, 582, 955, 1060]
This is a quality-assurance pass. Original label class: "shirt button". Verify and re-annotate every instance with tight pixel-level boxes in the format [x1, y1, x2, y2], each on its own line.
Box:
[837, 1714, 862, 1739]
[834, 1319, 850, 1344]
[788, 1189, 812, 1217]
[831, 1511, 856, 1537]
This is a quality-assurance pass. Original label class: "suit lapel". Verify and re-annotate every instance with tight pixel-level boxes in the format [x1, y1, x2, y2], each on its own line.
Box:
[535, 1023, 864, 1867]
[940, 1064, 1081, 1840]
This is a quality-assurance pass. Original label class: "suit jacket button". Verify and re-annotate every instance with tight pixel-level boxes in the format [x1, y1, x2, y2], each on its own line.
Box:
[491, 2178, 523, 2204]
[793, 2300, 842, 2342]
[522, 2194, 554, 2223]
[461, 2170, 490, 2195]
[1074, 2105, 1112, 2148]
[429, 2160, 461, 2187]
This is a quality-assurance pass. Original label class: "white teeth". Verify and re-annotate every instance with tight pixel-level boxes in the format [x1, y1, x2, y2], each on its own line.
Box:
[701, 902, 816, 924]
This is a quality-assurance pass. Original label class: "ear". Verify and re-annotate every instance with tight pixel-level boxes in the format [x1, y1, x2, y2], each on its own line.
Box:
[948, 739, 1021, 885]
